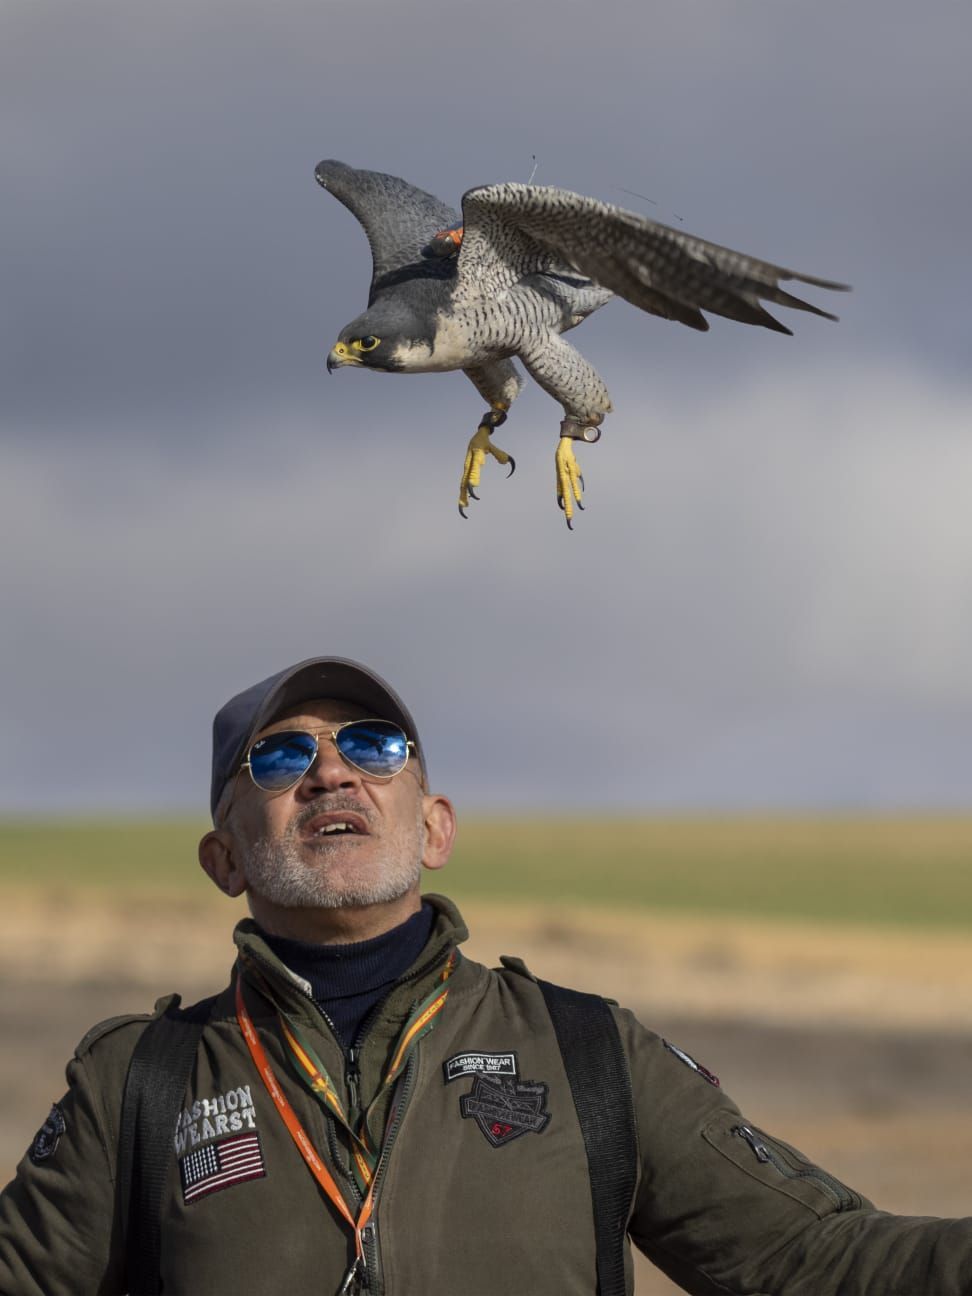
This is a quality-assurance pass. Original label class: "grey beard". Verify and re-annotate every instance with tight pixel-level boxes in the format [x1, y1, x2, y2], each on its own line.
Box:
[238, 801, 425, 910]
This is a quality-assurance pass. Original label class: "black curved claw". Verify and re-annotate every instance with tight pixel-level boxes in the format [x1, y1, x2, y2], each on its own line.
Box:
[579, 474, 585, 492]
[458, 504, 468, 519]
[557, 495, 565, 511]
[576, 499, 584, 511]
[566, 515, 574, 531]
[468, 486, 479, 501]
[506, 456, 516, 479]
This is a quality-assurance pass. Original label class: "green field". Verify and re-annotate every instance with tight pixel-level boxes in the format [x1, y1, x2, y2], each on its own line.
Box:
[2, 815, 972, 930]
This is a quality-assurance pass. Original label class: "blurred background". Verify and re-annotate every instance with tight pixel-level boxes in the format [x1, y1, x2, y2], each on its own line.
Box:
[3, 1, 972, 1289]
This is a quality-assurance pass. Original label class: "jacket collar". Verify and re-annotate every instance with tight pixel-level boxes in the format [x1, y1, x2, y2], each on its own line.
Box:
[233, 893, 469, 1024]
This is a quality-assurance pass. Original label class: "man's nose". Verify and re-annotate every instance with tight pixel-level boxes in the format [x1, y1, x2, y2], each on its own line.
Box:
[297, 739, 360, 795]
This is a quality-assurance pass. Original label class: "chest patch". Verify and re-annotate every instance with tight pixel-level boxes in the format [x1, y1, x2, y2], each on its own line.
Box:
[179, 1131, 266, 1203]
[443, 1051, 518, 1083]
[460, 1074, 551, 1148]
[174, 1085, 258, 1156]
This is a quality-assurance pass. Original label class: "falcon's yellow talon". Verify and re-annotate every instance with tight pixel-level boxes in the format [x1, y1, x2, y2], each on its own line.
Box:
[457, 419, 514, 513]
[555, 436, 585, 526]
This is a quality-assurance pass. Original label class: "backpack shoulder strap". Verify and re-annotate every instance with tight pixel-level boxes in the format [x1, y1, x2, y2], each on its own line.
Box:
[118, 993, 216, 1296]
[537, 979, 638, 1296]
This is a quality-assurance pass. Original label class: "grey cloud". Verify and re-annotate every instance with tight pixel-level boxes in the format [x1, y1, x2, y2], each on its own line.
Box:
[4, 362, 971, 812]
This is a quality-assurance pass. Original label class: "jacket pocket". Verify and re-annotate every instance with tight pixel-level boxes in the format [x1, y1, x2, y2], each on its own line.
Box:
[703, 1111, 864, 1217]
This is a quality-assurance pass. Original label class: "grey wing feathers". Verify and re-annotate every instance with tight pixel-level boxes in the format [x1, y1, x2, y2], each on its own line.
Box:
[316, 160, 460, 294]
[457, 183, 849, 335]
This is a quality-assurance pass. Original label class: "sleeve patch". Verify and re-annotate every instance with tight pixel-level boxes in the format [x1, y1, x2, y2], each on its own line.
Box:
[29, 1103, 67, 1164]
[663, 1039, 720, 1087]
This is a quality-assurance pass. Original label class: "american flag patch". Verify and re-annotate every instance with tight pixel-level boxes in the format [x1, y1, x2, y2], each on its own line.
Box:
[179, 1133, 266, 1203]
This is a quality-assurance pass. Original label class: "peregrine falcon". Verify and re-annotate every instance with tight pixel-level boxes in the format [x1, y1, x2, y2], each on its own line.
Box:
[316, 160, 848, 527]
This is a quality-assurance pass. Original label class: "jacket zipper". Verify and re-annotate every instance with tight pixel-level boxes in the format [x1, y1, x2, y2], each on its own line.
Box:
[733, 1124, 861, 1211]
[342, 945, 449, 1122]
[242, 946, 452, 1289]
[345, 1046, 361, 1118]
[246, 942, 454, 1103]
[360, 1052, 420, 1295]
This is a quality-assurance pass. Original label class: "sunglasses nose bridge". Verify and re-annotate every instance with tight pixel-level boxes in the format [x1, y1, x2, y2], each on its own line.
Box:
[298, 731, 362, 790]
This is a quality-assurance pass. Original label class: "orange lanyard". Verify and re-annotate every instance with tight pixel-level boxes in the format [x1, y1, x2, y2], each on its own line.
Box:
[235, 979, 376, 1266]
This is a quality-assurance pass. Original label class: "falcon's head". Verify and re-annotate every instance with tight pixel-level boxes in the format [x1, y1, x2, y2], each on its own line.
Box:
[327, 305, 431, 375]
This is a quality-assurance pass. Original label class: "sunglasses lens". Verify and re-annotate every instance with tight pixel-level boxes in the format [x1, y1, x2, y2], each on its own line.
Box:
[337, 720, 410, 777]
[248, 731, 318, 791]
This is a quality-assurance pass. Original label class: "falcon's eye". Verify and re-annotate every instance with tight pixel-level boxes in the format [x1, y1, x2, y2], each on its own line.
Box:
[353, 336, 380, 352]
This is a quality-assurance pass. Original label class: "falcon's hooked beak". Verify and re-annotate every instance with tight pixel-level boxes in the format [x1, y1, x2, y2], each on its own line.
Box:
[326, 342, 361, 372]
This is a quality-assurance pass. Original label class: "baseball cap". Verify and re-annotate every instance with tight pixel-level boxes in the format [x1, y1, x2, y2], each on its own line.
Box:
[210, 656, 427, 820]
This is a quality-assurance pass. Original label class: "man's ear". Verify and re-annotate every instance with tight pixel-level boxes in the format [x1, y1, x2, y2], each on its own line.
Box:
[421, 795, 456, 873]
[198, 829, 248, 898]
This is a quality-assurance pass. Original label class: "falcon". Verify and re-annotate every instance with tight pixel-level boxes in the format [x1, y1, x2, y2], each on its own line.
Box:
[316, 160, 849, 527]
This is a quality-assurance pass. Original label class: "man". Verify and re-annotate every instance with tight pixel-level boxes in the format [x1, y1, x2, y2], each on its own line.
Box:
[1, 655, 971, 1295]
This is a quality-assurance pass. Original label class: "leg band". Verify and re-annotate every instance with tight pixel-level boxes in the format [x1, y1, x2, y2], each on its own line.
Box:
[560, 417, 601, 443]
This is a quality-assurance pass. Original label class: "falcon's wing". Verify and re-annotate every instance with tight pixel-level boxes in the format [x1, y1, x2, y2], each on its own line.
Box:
[455, 183, 849, 334]
[315, 160, 461, 301]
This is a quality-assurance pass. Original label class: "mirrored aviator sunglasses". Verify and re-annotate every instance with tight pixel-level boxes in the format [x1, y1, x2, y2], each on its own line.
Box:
[244, 720, 414, 792]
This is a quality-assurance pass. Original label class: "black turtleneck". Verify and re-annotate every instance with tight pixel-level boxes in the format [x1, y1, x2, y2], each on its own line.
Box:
[260, 901, 436, 1052]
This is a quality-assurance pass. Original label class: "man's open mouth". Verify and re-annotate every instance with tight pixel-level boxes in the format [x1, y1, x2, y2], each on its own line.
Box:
[302, 811, 370, 839]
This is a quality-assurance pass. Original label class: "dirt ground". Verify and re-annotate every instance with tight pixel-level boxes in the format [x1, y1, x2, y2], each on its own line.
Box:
[3, 889, 972, 1295]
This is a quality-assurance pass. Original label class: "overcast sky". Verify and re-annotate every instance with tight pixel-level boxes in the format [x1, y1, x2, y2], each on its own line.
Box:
[3, 0, 971, 815]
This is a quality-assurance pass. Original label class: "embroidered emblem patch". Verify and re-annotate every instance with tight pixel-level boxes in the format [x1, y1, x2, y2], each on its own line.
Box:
[663, 1040, 720, 1087]
[460, 1074, 551, 1147]
[443, 1051, 518, 1083]
[174, 1085, 258, 1156]
[179, 1132, 266, 1203]
[29, 1103, 66, 1164]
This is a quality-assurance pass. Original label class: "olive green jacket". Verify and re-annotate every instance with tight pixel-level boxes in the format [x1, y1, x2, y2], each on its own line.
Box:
[1, 895, 971, 1295]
